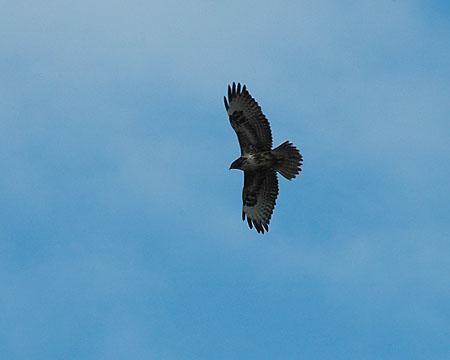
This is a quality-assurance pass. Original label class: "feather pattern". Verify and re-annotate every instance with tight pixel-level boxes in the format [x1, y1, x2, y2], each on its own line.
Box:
[225, 82, 302, 234]
[224, 82, 273, 154]
[242, 170, 279, 234]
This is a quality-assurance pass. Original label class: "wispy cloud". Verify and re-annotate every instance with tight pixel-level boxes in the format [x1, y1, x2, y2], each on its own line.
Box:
[1, 0, 449, 358]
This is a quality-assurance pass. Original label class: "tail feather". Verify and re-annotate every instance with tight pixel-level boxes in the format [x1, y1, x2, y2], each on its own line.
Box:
[272, 141, 303, 180]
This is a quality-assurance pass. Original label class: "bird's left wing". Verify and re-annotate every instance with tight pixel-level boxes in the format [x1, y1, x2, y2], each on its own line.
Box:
[224, 82, 273, 154]
[242, 170, 279, 234]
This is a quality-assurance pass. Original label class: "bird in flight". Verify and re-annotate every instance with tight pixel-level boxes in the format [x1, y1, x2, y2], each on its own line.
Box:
[225, 82, 303, 234]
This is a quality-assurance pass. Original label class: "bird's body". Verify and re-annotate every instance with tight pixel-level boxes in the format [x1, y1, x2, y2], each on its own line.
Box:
[225, 82, 303, 234]
[231, 151, 276, 171]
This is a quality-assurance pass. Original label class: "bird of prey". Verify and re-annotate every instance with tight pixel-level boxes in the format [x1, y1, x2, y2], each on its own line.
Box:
[224, 82, 303, 234]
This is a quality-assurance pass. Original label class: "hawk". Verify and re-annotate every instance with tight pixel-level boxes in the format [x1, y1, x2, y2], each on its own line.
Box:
[225, 82, 303, 234]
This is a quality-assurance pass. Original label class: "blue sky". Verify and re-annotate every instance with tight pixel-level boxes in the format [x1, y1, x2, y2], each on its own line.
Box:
[1, 0, 449, 359]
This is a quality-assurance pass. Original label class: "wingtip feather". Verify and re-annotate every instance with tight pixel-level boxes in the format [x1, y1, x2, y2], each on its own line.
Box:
[227, 82, 247, 100]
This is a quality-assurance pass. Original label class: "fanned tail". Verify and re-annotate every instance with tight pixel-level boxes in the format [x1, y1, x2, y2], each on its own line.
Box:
[272, 141, 303, 180]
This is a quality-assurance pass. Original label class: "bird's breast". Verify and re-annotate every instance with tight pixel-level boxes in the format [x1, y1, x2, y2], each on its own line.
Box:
[242, 152, 275, 170]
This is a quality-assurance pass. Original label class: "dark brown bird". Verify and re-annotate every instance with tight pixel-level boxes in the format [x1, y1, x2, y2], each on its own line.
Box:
[225, 82, 303, 234]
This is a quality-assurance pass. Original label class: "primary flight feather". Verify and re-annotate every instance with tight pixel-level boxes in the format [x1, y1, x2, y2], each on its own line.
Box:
[225, 82, 303, 234]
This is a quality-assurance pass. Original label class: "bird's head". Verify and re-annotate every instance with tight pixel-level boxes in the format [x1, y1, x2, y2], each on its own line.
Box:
[229, 157, 244, 170]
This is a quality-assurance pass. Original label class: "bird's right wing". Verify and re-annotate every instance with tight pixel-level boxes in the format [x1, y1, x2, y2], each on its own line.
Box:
[242, 170, 279, 234]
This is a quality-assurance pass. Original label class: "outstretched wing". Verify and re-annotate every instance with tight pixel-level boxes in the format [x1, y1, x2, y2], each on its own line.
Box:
[242, 170, 279, 234]
[224, 82, 273, 154]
